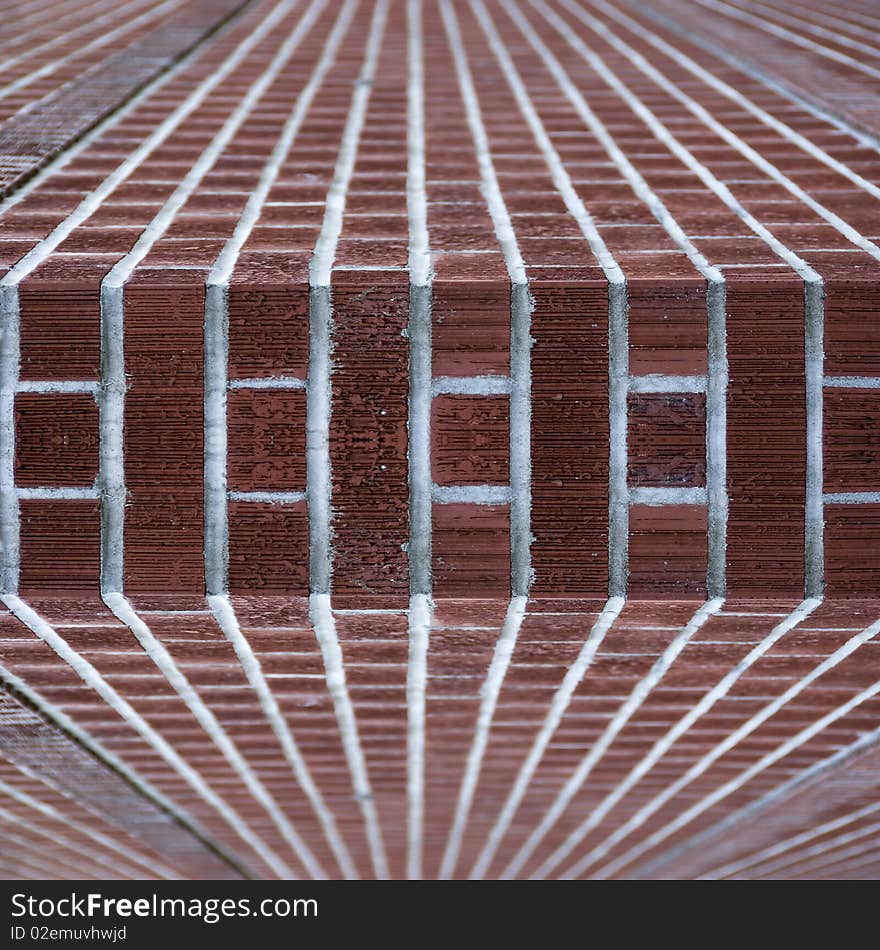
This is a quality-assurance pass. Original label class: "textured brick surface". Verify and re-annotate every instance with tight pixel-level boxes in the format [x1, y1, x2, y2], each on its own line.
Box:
[0, 0, 878, 881]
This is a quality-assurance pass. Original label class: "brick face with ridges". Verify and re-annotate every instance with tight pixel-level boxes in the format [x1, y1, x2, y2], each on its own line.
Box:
[0, 0, 878, 880]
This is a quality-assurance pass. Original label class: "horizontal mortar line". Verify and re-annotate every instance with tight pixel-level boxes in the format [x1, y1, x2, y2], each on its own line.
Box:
[431, 375, 511, 396]
[628, 374, 707, 393]
[823, 492, 880, 504]
[16, 487, 100, 500]
[824, 376, 880, 388]
[228, 377, 306, 390]
[15, 380, 100, 394]
[431, 484, 512, 505]
[227, 491, 306, 504]
[629, 487, 708, 506]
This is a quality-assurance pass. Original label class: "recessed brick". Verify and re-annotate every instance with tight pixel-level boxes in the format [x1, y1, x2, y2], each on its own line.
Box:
[227, 388, 306, 493]
[15, 393, 98, 487]
[824, 388, 880, 493]
[628, 392, 706, 489]
[431, 394, 509, 486]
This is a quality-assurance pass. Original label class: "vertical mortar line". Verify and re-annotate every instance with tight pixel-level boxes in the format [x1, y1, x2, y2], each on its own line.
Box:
[405, 0, 431, 882]
[0, 285, 19, 594]
[706, 277, 728, 598]
[408, 285, 432, 597]
[804, 277, 825, 597]
[99, 283, 126, 594]
[608, 279, 629, 597]
[406, 0, 432, 599]
[306, 285, 333, 596]
[509, 282, 533, 597]
[204, 283, 228, 596]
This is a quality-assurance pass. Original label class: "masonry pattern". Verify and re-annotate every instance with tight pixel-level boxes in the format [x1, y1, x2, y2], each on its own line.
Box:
[0, 0, 878, 879]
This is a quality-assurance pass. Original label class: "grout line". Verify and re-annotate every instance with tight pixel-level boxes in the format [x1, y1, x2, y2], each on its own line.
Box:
[823, 492, 880, 504]
[15, 380, 99, 394]
[104, 591, 324, 879]
[0, 285, 19, 593]
[308, 0, 389, 288]
[706, 281, 729, 597]
[15, 486, 101, 500]
[310, 593, 389, 879]
[468, 595, 625, 879]
[510, 283, 533, 596]
[1, 593, 288, 878]
[550, 597, 821, 880]
[431, 375, 511, 397]
[406, 593, 431, 879]
[439, 596, 526, 879]
[307, 0, 389, 595]
[804, 281, 825, 596]
[208, 593, 357, 879]
[431, 484, 512, 505]
[628, 374, 707, 393]
[228, 377, 307, 390]
[407, 0, 432, 598]
[629, 486, 708, 506]
[594, 613, 880, 879]
[504, 597, 724, 880]
[227, 491, 306, 504]
[824, 376, 880, 388]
